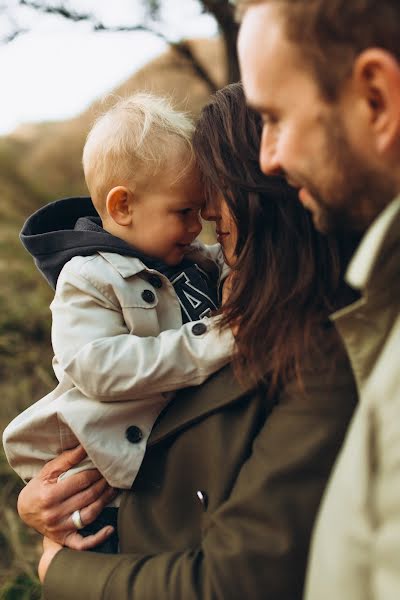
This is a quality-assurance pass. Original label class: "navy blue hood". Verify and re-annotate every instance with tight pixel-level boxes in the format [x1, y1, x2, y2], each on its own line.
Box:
[20, 196, 157, 289]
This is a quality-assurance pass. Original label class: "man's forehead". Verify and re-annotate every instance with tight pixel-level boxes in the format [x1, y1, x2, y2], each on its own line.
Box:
[238, 2, 285, 55]
[238, 4, 292, 106]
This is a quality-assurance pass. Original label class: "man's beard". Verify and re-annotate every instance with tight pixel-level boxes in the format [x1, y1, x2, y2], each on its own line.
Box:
[303, 113, 397, 235]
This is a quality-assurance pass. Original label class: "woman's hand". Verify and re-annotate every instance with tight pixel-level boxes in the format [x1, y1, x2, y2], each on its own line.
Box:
[38, 537, 63, 583]
[18, 445, 117, 550]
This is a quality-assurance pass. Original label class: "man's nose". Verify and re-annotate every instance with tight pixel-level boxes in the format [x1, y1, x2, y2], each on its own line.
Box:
[259, 127, 281, 175]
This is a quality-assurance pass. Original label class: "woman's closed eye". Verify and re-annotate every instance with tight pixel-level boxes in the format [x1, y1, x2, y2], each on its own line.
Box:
[178, 207, 202, 217]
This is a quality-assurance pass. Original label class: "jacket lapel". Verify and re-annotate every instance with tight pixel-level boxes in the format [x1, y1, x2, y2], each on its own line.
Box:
[148, 365, 254, 446]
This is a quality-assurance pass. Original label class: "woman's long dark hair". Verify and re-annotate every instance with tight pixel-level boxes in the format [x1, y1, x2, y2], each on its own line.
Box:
[193, 83, 355, 392]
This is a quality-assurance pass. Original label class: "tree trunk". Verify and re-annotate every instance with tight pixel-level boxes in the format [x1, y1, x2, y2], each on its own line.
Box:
[201, 0, 240, 84]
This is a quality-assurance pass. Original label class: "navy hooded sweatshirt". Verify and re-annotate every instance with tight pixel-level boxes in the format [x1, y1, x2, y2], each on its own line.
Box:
[20, 196, 219, 323]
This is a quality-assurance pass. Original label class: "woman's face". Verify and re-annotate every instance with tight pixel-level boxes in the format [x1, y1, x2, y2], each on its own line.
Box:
[201, 193, 238, 266]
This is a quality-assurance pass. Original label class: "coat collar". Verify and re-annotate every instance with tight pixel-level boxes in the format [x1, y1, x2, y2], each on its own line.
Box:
[148, 364, 255, 446]
[98, 251, 148, 279]
[345, 196, 400, 292]
[98, 243, 219, 280]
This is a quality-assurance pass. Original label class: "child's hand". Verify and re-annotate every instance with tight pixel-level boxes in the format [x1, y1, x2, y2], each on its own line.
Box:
[38, 536, 63, 583]
[17, 445, 117, 548]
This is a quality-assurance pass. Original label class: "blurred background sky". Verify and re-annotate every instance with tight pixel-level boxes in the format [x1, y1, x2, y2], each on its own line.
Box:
[0, 0, 217, 135]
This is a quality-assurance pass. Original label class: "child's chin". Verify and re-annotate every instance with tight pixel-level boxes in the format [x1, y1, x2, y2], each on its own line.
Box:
[164, 254, 183, 266]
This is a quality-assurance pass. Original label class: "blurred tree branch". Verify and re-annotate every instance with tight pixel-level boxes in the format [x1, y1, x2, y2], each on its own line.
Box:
[201, 0, 239, 84]
[3, 0, 240, 91]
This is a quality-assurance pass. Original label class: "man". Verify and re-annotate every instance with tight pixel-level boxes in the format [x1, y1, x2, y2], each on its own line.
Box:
[237, 1, 400, 599]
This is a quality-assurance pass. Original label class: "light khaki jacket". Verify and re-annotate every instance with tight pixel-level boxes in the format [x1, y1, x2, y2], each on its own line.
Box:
[3, 242, 233, 488]
[306, 196, 400, 600]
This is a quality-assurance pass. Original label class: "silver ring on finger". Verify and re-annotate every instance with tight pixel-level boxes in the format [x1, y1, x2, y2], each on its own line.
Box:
[71, 509, 84, 530]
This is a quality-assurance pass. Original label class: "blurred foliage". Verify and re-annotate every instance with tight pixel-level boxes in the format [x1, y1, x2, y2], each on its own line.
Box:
[0, 449, 42, 599]
[0, 133, 54, 598]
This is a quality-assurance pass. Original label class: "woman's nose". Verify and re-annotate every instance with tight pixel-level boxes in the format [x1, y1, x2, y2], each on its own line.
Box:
[201, 201, 218, 221]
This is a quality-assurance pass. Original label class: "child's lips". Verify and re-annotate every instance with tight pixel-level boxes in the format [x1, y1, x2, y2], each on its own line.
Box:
[176, 242, 192, 251]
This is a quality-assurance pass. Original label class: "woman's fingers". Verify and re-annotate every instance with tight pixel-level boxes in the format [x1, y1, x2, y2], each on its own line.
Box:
[41, 480, 117, 544]
[18, 458, 116, 544]
[18, 469, 103, 531]
[59, 477, 117, 522]
[63, 526, 114, 551]
[17, 446, 118, 546]
[52, 468, 104, 503]
[40, 446, 87, 482]
[76, 487, 118, 528]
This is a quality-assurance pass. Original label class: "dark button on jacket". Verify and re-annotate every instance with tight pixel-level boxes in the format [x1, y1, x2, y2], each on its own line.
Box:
[191, 322, 207, 336]
[125, 426, 143, 444]
[141, 289, 156, 304]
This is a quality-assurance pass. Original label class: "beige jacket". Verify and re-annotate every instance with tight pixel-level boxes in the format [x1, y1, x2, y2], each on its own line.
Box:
[3, 242, 234, 488]
[305, 196, 400, 600]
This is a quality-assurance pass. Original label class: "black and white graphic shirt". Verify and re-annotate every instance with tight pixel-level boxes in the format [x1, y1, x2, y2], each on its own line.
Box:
[153, 258, 219, 323]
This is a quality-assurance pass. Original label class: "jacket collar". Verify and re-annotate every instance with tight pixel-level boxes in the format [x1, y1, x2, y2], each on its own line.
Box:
[149, 364, 255, 446]
[98, 251, 148, 279]
[345, 195, 400, 292]
[98, 243, 219, 280]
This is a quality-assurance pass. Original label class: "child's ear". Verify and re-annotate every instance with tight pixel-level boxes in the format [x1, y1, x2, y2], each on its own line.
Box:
[106, 186, 133, 226]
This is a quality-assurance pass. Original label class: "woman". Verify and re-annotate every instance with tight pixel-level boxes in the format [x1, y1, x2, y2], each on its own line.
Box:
[19, 84, 357, 599]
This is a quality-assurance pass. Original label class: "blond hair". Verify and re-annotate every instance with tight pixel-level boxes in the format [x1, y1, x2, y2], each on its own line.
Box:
[82, 92, 194, 212]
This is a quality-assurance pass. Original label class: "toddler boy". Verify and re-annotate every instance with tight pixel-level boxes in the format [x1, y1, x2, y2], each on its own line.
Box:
[3, 93, 233, 552]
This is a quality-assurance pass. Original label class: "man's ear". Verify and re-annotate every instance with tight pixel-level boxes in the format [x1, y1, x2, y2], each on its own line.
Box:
[353, 48, 400, 154]
[106, 186, 133, 226]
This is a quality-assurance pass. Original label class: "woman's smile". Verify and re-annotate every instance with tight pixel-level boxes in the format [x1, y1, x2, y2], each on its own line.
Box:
[216, 229, 230, 244]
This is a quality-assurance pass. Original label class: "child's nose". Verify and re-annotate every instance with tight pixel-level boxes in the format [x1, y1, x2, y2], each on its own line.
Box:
[201, 203, 217, 221]
[189, 213, 202, 235]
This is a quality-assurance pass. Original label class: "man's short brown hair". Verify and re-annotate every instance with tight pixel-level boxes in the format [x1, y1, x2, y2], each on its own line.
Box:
[237, 0, 400, 99]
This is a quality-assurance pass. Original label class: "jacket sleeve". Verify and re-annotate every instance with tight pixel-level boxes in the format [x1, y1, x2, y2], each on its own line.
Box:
[43, 347, 357, 600]
[52, 267, 234, 401]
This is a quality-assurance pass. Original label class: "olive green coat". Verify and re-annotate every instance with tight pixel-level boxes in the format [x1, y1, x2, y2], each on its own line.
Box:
[44, 330, 357, 600]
